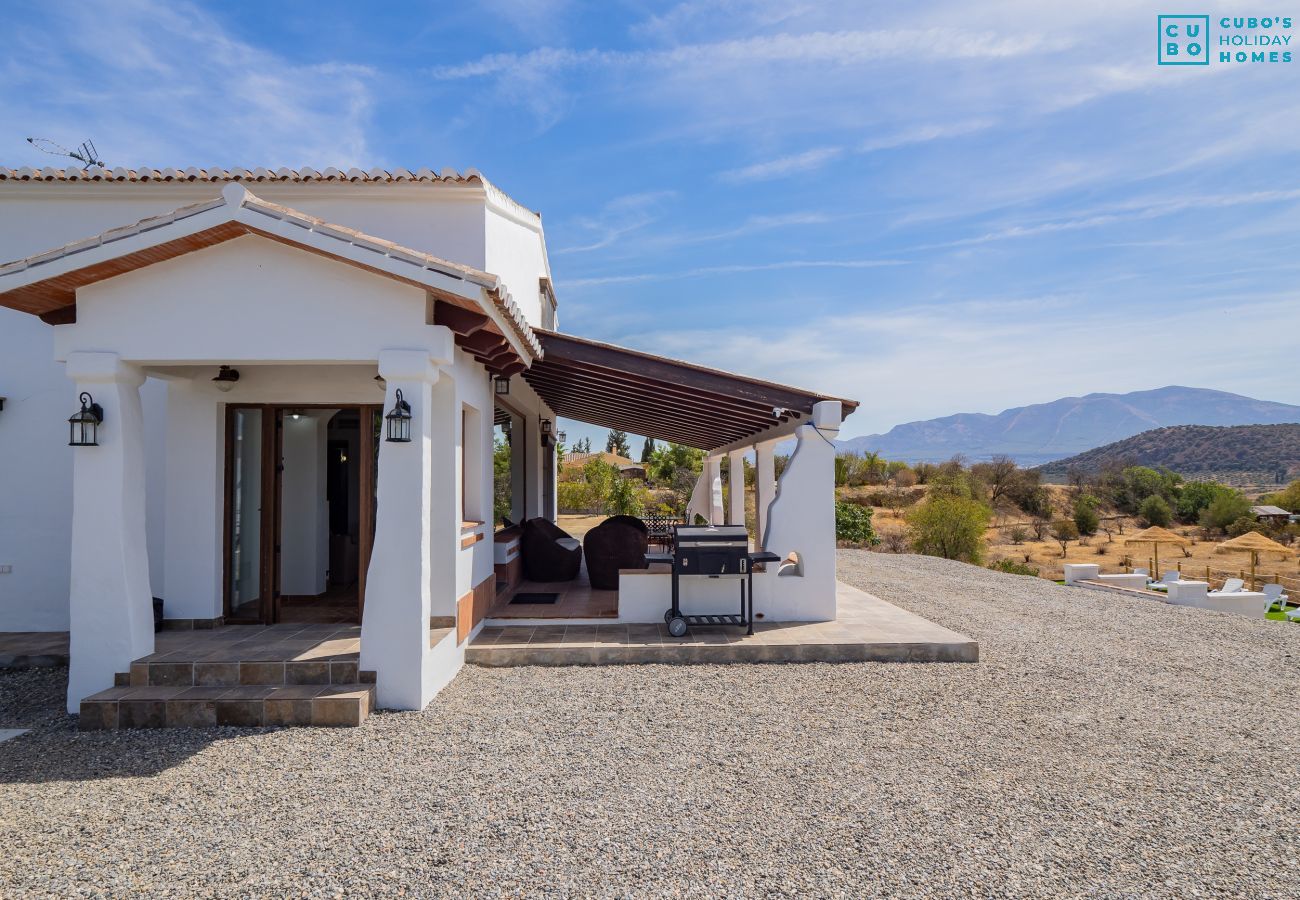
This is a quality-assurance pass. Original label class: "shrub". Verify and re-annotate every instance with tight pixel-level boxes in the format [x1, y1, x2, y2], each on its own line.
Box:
[1198, 491, 1251, 532]
[1073, 494, 1101, 536]
[835, 502, 880, 546]
[1008, 526, 1028, 545]
[606, 476, 646, 517]
[905, 495, 991, 563]
[988, 558, 1039, 577]
[879, 528, 910, 553]
[1226, 515, 1266, 537]
[1138, 495, 1172, 527]
[1051, 520, 1079, 556]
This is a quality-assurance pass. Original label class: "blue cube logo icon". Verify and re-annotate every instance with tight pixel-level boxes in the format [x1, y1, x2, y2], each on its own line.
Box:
[1158, 15, 1210, 65]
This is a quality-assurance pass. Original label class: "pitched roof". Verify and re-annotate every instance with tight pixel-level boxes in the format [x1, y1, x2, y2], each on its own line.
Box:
[562, 451, 643, 470]
[0, 182, 541, 361]
[0, 165, 542, 223]
[0, 165, 483, 185]
[1250, 505, 1291, 516]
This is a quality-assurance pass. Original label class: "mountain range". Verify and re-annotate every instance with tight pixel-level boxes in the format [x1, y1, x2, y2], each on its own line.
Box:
[836, 386, 1300, 466]
[1036, 423, 1300, 480]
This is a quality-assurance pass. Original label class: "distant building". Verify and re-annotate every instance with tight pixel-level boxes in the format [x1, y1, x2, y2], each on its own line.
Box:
[1250, 505, 1293, 525]
[562, 450, 647, 480]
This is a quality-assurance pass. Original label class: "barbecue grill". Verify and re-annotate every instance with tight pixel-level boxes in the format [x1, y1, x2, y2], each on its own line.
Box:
[663, 525, 778, 637]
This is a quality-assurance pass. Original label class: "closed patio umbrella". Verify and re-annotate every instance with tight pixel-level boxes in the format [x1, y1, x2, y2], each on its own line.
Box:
[1124, 526, 1189, 578]
[1215, 531, 1293, 591]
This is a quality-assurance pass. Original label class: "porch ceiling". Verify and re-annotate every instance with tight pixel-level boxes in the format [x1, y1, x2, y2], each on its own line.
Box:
[523, 330, 858, 452]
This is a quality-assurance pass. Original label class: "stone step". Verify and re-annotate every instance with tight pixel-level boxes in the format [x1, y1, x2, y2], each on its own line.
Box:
[120, 658, 376, 688]
[79, 683, 374, 729]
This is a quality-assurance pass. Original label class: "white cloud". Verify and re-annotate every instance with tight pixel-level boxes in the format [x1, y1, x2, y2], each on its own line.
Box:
[431, 28, 1069, 80]
[0, 0, 376, 168]
[565, 258, 906, 287]
[719, 147, 845, 182]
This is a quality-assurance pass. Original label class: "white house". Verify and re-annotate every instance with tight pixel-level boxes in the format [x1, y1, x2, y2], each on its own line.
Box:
[0, 166, 857, 720]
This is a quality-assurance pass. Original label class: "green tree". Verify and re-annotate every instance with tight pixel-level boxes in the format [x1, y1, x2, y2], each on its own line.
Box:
[1073, 494, 1101, 536]
[1138, 494, 1173, 527]
[649, 442, 704, 484]
[1175, 481, 1237, 524]
[640, 437, 657, 463]
[1109, 466, 1180, 515]
[1199, 491, 1251, 532]
[1050, 520, 1080, 556]
[835, 502, 880, 546]
[606, 429, 631, 456]
[582, 458, 619, 512]
[492, 437, 513, 525]
[906, 495, 991, 563]
[1258, 479, 1300, 513]
[606, 476, 645, 517]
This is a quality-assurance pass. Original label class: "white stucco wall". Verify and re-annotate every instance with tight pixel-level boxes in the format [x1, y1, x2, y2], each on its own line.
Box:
[0, 310, 73, 630]
[0, 177, 556, 640]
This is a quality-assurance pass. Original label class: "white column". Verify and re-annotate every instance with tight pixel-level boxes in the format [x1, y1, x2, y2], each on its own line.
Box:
[754, 439, 778, 549]
[360, 348, 445, 710]
[706, 454, 724, 525]
[758, 401, 841, 622]
[726, 449, 746, 530]
[65, 352, 154, 713]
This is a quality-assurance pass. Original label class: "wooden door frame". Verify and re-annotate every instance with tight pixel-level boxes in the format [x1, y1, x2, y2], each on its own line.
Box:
[222, 403, 381, 625]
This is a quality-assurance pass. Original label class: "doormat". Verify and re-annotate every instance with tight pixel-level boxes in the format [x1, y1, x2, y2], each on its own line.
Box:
[511, 592, 560, 605]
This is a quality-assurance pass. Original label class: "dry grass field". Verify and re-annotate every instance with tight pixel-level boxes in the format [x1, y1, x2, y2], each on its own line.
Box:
[864, 485, 1300, 591]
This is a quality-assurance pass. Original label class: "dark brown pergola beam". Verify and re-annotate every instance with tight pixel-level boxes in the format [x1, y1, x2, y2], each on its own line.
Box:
[532, 392, 755, 445]
[527, 358, 796, 423]
[543, 406, 727, 450]
[522, 371, 784, 431]
[536, 329, 835, 414]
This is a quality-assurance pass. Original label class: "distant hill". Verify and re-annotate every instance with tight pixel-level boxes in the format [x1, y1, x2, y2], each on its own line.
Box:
[1037, 423, 1300, 481]
[837, 387, 1300, 466]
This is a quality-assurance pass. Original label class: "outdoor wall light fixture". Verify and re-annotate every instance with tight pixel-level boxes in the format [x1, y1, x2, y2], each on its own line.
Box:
[212, 365, 240, 393]
[68, 392, 103, 447]
[539, 418, 553, 448]
[385, 389, 412, 443]
[556, 428, 567, 444]
[494, 375, 510, 395]
[540, 418, 552, 436]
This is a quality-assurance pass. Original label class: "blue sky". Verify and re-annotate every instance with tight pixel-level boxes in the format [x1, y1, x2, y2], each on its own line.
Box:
[4, 0, 1299, 448]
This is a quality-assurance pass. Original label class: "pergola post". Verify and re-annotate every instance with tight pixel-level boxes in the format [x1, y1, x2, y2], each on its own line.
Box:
[65, 352, 154, 713]
[754, 438, 778, 549]
[726, 449, 746, 530]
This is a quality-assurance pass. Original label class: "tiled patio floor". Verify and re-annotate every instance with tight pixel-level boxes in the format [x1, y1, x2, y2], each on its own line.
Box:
[486, 557, 639, 619]
[468, 582, 978, 665]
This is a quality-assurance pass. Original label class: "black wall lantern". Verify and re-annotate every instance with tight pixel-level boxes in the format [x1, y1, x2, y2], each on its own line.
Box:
[211, 365, 240, 393]
[385, 389, 412, 443]
[494, 375, 510, 395]
[539, 418, 553, 448]
[68, 392, 103, 447]
[556, 428, 567, 444]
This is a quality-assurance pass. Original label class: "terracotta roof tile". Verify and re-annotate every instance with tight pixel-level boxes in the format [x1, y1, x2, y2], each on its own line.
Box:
[0, 165, 486, 185]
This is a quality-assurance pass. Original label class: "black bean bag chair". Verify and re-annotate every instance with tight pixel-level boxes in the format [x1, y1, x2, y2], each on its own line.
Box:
[583, 516, 649, 591]
[522, 517, 583, 582]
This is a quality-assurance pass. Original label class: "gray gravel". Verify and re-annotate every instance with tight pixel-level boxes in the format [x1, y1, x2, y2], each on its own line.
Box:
[1, 551, 1298, 898]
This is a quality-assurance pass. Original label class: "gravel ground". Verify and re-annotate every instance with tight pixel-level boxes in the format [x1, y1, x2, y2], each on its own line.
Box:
[1, 551, 1298, 898]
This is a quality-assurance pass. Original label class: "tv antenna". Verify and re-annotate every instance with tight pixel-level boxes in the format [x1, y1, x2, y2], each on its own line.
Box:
[26, 137, 105, 168]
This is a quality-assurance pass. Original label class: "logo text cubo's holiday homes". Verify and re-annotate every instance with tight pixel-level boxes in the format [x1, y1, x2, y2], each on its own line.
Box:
[1158, 15, 1294, 65]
